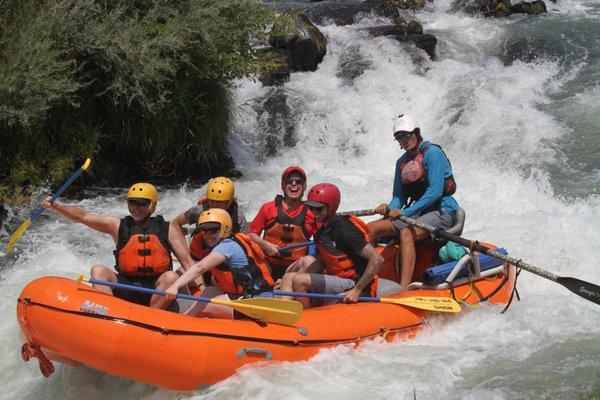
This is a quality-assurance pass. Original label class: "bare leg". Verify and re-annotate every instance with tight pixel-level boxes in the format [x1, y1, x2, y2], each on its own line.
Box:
[184, 286, 226, 316]
[366, 219, 397, 245]
[398, 226, 429, 288]
[90, 264, 117, 295]
[151, 271, 180, 309]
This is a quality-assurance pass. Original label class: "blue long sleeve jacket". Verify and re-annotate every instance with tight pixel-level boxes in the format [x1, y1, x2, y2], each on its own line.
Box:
[388, 141, 459, 217]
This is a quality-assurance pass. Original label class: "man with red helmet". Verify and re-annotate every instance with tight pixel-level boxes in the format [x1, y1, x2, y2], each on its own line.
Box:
[249, 166, 317, 280]
[279, 183, 383, 306]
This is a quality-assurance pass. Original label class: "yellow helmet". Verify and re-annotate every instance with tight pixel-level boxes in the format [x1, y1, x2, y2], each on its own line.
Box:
[127, 183, 158, 212]
[197, 208, 233, 238]
[206, 177, 235, 202]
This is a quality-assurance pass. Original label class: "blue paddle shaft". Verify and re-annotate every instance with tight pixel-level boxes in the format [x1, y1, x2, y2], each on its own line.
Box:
[273, 290, 380, 303]
[30, 165, 88, 222]
[278, 241, 314, 253]
[87, 278, 213, 303]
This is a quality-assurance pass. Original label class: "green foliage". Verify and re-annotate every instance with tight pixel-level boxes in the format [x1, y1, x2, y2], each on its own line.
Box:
[0, 0, 275, 193]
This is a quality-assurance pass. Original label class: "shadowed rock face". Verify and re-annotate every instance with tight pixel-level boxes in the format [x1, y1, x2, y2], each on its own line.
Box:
[256, 88, 298, 157]
[452, 0, 547, 17]
[269, 12, 327, 72]
[367, 25, 437, 60]
[336, 45, 373, 85]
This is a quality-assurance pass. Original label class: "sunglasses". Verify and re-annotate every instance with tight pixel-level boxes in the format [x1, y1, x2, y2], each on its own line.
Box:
[307, 205, 324, 212]
[199, 227, 220, 234]
[285, 176, 305, 185]
[127, 199, 151, 207]
[394, 131, 415, 141]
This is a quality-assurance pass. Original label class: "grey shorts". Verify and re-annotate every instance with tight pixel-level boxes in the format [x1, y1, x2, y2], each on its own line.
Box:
[309, 273, 356, 307]
[391, 210, 453, 233]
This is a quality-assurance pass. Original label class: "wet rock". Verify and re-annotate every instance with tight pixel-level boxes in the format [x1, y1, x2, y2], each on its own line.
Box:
[269, 12, 327, 72]
[510, 0, 547, 14]
[453, 0, 512, 17]
[259, 48, 291, 87]
[256, 88, 297, 157]
[367, 24, 437, 60]
[336, 45, 372, 84]
[307, 0, 401, 26]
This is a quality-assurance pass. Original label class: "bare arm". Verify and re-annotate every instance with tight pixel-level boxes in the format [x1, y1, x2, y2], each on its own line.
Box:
[168, 224, 194, 271]
[42, 196, 120, 243]
[344, 244, 383, 302]
[165, 252, 226, 299]
[249, 232, 280, 257]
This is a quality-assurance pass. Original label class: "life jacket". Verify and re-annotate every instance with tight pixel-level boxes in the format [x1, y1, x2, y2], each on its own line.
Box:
[189, 200, 242, 261]
[263, 195, 311, 267]
[400, 143, 457, 207]
[211, 233, 275, 296]
[315, 215, 378, 296]
[114, 216, 173, 277]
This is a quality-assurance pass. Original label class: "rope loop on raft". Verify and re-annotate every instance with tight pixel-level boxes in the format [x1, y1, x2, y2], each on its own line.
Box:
[21, 342, 55, 377]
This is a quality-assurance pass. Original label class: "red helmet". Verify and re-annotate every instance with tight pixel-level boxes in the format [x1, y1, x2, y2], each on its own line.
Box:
[306, 183, 341, 215]
[281, 166, 307, 192]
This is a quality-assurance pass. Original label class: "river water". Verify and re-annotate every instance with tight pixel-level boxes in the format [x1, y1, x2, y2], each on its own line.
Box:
[1, 0, 599, 399]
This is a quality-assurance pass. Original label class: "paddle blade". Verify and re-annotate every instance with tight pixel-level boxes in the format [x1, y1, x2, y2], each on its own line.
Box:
[381, 296, 462, 313]
[557, 277, 600, 306]
[5, 219, 32, 253]
[212, 297, 303, 326]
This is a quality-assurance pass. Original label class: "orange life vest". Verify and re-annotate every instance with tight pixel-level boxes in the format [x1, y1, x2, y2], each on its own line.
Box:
[189, 200, 242, 261]
[114, 216, 172, 277]
[263, 195, 311, 267]
[210, 233, 275, 296]
[315, 215, 378, 296]
[400, 143, 456, 206]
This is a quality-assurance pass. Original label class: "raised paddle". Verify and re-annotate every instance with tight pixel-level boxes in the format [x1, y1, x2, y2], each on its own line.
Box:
[6, 158, 92, 253]
[384, 212, 600, 306]
[273, 291, 461, 312]
[78, 276, 303, 325]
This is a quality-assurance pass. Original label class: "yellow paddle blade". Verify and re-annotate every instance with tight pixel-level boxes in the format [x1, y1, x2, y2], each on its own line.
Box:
[5, 219, 32, 253]
[211, 297, 303, 326]
[380, 296, 461, 313]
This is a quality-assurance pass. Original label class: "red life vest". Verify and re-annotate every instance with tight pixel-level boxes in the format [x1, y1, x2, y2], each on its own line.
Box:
[400, 143, 457, 206]
[210, 233, 275, 296]
[315, 215, 378, 296]
[114, 216, 172, 277]
[263, 195, 311, 267]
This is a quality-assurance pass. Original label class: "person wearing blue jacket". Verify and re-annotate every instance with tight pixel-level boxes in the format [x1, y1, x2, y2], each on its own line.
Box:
[368, 114, 458, 289]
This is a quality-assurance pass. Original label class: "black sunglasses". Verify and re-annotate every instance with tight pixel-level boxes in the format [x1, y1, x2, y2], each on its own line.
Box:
[199, 227, 220, 234]
[285, 176, 305, 185]
[307, 204, 324, 212]
[127, 199, 151, 206]
[394, 131, 415, 141]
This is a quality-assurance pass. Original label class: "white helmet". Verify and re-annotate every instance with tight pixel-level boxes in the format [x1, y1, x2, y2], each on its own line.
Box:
[393, 114, 419, 134]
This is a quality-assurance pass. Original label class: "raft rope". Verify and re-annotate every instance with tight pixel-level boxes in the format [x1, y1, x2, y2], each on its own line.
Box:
[21, 342, 54, 377]
[18, 298, 420, 347]
[500, 267, 521, 314]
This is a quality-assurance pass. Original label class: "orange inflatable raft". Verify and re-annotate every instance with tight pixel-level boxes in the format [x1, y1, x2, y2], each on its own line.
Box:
[17, 243, 516, 390]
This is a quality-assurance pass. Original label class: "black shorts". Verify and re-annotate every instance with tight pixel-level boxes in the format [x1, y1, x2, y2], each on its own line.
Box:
[113, 274, 158, 306]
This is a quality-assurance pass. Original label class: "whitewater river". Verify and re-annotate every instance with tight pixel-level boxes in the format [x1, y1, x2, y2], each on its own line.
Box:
[1, 0, 599, 398]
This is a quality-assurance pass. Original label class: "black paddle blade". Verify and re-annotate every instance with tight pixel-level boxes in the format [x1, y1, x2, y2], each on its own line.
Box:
[557, 277, 600, 305]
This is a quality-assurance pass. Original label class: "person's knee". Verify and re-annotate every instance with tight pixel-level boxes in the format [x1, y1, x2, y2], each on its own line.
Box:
[156, 271, 179, 287]
[90, 264, 113, 279]
[292, 273, 310, 291]
[399, 227, 414, 242]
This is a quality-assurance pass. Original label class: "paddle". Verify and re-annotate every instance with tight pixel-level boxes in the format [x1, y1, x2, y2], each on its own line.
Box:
[383, 211, 600, 306]
[275, 209, 377, 253]
[6, 158, 92, 253]
[78, 276, 303, 325]
[273, 291, 461, 312]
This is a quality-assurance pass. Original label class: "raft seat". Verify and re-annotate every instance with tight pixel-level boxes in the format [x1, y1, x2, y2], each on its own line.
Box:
[407, 248, 508, 291]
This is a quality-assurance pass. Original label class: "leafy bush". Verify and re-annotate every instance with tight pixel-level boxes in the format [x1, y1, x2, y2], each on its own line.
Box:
[0, 0, 275, 197]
